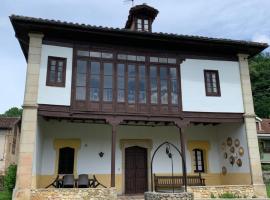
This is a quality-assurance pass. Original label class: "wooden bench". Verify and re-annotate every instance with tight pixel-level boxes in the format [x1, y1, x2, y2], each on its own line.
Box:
[154, 174, 205, 192]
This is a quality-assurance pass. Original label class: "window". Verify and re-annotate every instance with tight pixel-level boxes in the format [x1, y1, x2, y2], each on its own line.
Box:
[128, 64, 136, 104]
[150, 66, 158, 104]
[90, 62, 100, 101]
[204, 70, 221, 96]
[58, 147, 75, 174]
[103, 63, 113, 101]
[136, 18, 150, 32]
[170, 68, 178, 105]
[117, 64, 125, 102]
[139, 65, 147, 103]
[193, 149, 205, 173]
[46, 56, 66, 87]
[75, 60, 87, 100]
[160, 67, 168, 104]
[263, 141, 270, 153]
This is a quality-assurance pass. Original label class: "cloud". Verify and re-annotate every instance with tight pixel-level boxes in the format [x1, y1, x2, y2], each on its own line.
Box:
[252, 34, 270, 44]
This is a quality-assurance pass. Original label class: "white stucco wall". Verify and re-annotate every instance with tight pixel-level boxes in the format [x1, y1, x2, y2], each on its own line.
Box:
[35, 119, 244, 176]
[181, 59, 244, 113]
[0, 130, 7, 174]
[217, 123, 250, 173]
[37, 44, 73, 105]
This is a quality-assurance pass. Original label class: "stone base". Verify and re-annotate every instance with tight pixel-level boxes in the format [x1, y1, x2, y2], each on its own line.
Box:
[30, 188, 117, 200]
[145, 192, 194, 200]
[13, 188, 31, 200]
[253, 184, 267, 198]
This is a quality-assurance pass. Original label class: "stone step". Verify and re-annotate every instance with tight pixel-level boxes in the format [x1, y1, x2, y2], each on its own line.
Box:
[118, 195, 144, 200]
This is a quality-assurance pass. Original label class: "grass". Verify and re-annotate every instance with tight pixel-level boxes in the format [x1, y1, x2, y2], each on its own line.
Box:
[0, 190, 12, 200]
[266, 184, 270, 198]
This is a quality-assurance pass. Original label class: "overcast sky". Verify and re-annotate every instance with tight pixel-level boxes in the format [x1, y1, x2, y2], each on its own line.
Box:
[0, 0, 269, 113]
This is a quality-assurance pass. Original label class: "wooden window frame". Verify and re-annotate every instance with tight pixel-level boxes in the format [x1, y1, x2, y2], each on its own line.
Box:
[193, 148, 205, 173]
[204, 70, 221, 97]
[46, 56, 67, 87]
[136, 18, 151, 32]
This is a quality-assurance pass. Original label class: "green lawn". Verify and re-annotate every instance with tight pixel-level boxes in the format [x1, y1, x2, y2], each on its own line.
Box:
[266, 184, 270, 198]
[0, 191, 12, 200]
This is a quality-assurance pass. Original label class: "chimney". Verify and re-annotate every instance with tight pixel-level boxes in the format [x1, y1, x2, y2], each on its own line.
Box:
[125, 3, 159, 32]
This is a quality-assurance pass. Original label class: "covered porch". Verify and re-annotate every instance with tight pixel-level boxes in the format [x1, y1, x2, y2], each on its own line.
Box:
[33, 111, 253, 197]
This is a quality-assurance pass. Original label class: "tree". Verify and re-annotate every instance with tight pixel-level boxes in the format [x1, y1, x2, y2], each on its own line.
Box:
[249, 53, 270, 118]
[1, 107, 23, 117]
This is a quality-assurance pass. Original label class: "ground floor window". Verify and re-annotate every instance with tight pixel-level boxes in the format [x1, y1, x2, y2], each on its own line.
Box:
[193, 148, 205, 173]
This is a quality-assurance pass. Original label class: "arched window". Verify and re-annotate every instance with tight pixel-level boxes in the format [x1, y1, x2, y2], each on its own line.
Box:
[58, 147, 75, 174]
[193, 149, 205, 173]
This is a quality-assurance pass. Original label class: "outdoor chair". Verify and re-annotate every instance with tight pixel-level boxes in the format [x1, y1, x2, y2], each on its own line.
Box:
[89, 175, 106, 188]
[77, 174, 90, 188]
[45, 175, 61, 188]
[62, 174, 75, 188]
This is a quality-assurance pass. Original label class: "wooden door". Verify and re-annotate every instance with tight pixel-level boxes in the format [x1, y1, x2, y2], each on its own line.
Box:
[125, 146, 147, 194]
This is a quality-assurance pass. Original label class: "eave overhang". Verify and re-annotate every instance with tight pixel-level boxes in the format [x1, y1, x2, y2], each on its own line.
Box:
[10, 15, 268, 61]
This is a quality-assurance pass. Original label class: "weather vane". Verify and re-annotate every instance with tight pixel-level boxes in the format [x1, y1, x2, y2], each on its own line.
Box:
[124, 0, 135, 7]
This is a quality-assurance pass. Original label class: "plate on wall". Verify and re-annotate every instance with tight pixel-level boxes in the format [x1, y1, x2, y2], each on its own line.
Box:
[224, 152, 228, 159]
[229, 156, 235, 165]
[227, 137, 233, 146]
[234, 139, 240, 147]
[230, 146, 235, 153]
[239, 147, 244, 156]
[236, 159, 242, 167]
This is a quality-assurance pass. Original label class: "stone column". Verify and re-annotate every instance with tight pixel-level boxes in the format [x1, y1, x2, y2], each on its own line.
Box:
[238, 54, 267, 197]
[13, 33, 43, 200]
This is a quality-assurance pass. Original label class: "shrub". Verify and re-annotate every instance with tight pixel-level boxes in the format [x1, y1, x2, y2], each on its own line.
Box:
[210, 193, 216, 198]
[218, 192, 239, 198]
[4, 165, 17, 192]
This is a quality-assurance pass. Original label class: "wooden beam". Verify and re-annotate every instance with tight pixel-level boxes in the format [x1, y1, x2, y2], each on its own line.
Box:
[111, 124, 116, 187]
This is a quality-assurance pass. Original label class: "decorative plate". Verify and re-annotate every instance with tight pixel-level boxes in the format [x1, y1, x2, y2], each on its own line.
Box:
[234, 139, 240, 147]
[230, 146, 235, 153]
[229, 156, 235, 166]
[222, 166, 227, 175]
[236, 159, 242, 167]
[224, 152, 228, 159]
[227, 137, 233, 146]
[239, 147, 244, 156]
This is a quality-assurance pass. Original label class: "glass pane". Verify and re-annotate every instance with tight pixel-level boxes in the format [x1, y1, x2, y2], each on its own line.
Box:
[102, 52, 113, 59]
[103, 89, 112, 102]
[127, 55, 136, 61]
[90, 51, 101, 58]
[160, 67, 167, 78]
[144, 19, 149, 25]
[77, 60, 87, 73]
[91, 62, 100, 74]
[151, 79, 157, 104]
[170, 68, 177, 78]
[104, 63, 113, 75]
[58, 66, 63, 72]
[159, 58, 167, 63]
[171, 79, 177, 92]
[58, 61, 63, 67]
[139, 91, 146, 103]
[118, 64, 125, 76]
[137, 56, 145, 62]
[161, 79, 168, 104]
[50, 71, 55, 82]
[144, 24, 149, 31]
[77, 50, 89, 57]
[118, 89, 125, 102]
[171, 92, 178, 105]
[118, 54, 127, 60]
[150, 66, 157, 77]
[168, 58, 177, 64]
[76, 87, 86, 100]
[50, 65, 55, 71]
[90, 75, 100, 88]
[76, 74, 86, 86]
[139, 65, 145, 77]
[137, 19, 142, 24]
[128, 65, 135, 76]
[139, 79, 146, 91]
[90, 88, 99, 101]
[150, 57, 158, 63]
[51, 60, 56, 65]
[128, 78, 135, 103]
[104, 76, 112, 88]
[57, 72, 62, 83]
[118, 77, 124, 89]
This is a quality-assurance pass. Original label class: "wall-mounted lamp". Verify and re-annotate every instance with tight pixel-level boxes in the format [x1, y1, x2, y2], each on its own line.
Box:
[99, 152, 104, 158]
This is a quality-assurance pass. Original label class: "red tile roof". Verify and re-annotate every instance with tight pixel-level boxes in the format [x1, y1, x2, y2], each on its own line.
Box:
[0, 117, 20, 129]
[257, 118, 270, 134]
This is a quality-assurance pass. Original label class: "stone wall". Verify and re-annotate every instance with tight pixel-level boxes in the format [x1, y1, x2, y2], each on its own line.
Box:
[145, 192, 194, 200]
[188, 185, 255, 199]
[31, 188, 117, 200]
